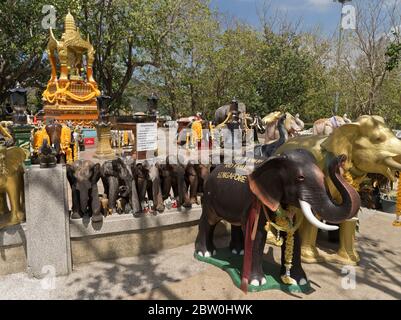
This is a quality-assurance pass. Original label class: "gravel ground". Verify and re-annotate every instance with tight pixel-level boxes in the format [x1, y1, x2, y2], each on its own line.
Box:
[0, 208, 399, 300]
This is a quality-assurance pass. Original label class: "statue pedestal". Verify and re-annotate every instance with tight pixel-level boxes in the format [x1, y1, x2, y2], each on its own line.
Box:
[24, 165, 72, 277]
[12, 125, 33, 166]
[94, 125, 114, 160]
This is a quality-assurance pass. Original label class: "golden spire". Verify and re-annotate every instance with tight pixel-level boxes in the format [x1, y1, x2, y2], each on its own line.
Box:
[65, 9, 76, 33]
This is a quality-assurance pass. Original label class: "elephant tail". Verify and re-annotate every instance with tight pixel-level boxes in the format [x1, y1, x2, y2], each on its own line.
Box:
[240, 198, 261, 293]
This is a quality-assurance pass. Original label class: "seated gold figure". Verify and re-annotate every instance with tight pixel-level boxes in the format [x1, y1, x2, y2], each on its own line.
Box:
[42, 10, 100, 125]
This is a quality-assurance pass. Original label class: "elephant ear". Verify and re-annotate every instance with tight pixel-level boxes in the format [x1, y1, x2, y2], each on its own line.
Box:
[247, 155, 288, 212]
[66, 164, 76, 186]
[6, 147, 26, 174]
[90, 163, 101, 184]
[321, 123, 360, 170]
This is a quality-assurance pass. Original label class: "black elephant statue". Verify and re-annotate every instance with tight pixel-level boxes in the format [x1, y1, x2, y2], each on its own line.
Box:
[45, 121, 62, 156]
[132, 160, 165, 213]
[67, 160, 103, 222]
[101, 157, 141, 215]
[195, 149, 360, 291]
[214, 102, 246, 125]
[254, 114, 287, 158]
[159, 156, 192, 208]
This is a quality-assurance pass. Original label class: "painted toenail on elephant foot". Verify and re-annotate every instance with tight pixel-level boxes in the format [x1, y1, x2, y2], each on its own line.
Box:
[250, 279, 260, 286]
[299, 278, 308, 286]
[212, 250, 216, 256]
[250, 278, 266, 287]
[197, 251, 211, 257]
[231, 249, 244, 255]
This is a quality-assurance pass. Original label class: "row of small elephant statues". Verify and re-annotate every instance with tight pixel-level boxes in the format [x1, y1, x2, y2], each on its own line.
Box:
[66, 156, 210, 222]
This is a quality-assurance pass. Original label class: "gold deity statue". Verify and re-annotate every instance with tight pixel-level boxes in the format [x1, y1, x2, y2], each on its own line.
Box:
[42, 11, 100, 125]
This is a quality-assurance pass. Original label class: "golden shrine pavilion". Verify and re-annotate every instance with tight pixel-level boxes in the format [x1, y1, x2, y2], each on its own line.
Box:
[42, 11, 100, 124]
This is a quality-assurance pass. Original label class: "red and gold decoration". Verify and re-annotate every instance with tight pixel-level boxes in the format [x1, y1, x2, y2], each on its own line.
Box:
[393, 179, 401, 227]
[42, 11, 100, 125]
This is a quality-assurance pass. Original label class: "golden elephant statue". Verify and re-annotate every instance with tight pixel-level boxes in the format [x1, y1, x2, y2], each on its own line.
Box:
[0, 146, 26, 229]
[276, 115, 401, 265]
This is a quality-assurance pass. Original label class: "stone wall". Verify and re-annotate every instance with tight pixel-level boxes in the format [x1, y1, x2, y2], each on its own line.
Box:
[0, 208, 229, 276]
[0, 224, 27, 276]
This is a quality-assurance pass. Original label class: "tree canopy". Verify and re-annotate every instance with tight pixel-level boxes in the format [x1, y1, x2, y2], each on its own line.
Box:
[0, 0, 400, 127]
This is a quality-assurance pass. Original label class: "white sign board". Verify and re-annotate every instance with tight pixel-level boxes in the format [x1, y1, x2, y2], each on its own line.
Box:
[136, 123, 158, 152]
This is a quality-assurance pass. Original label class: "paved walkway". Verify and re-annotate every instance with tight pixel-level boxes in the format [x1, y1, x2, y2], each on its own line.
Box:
[0, 208, 400, 300]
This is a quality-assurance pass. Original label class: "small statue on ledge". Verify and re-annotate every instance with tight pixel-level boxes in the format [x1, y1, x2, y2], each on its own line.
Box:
[0, 123, 14, 147]
[8, 86, 28, 126]
[147, 93, 159, 116]
[39, 138, 57, 168]
[97, 93, 112, 126]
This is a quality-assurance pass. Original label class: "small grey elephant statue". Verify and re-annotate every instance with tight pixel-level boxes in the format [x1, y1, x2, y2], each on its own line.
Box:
[66, 160, 103, 222]
[101, 157, 141, 215]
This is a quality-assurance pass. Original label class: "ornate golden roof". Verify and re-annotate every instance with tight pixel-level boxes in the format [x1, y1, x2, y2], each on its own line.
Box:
[43, 11, 100, 106]
[65, 10, 77, 33]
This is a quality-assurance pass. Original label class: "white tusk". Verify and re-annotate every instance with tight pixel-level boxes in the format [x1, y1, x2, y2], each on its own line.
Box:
[299, 200, 339, 231]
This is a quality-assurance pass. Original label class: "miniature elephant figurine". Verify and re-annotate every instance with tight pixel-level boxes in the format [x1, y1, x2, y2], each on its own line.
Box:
[159, 155, 192, 209]
[185, 162, 210, 204]
[0, 146, 26, 228]
[66, 160, 103, 222]
[195, 149, 360, 290]
[132, 160, 165, 213]
[101, 158, 141, 215]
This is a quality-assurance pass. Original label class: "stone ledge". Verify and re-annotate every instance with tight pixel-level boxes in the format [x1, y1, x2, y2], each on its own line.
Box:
[70, 206, 203, 238]
[0, 224, 26, 247]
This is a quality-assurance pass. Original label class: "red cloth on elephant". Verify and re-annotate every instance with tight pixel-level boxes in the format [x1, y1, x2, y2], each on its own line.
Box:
[240, 198, 261, 293]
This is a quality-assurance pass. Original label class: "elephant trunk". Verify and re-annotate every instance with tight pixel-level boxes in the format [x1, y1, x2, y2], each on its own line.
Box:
[79, 189, 89, 215]
[300, 155, 360, 225]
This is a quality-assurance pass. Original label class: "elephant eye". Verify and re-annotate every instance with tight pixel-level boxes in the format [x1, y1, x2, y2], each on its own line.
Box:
[296, 175, 305, 182]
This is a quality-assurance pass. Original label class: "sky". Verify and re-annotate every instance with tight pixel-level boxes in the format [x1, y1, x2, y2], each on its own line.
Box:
[209, 0, 349, 36]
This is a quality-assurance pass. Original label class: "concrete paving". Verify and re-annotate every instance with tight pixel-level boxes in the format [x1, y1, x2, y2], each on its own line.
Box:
[0, 208, 400, 300]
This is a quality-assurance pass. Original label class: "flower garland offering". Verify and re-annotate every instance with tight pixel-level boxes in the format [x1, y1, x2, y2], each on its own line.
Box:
[393, 178, 401, 227]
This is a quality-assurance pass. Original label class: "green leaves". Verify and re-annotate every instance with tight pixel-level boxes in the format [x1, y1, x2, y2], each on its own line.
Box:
[1, 0, 400, 128]
[386, 41, 401, 71]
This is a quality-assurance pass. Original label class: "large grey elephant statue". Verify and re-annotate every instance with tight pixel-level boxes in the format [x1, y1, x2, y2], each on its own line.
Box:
[195, 149, 360, 289]
[214, 103, 246, 125]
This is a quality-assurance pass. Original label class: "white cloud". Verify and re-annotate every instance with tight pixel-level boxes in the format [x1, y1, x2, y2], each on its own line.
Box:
[307, 0, 332, 8]
[278, 0, 334, 12]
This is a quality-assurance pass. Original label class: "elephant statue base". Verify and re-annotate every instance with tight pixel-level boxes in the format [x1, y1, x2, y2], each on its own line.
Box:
[194, 247, 311, 293]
